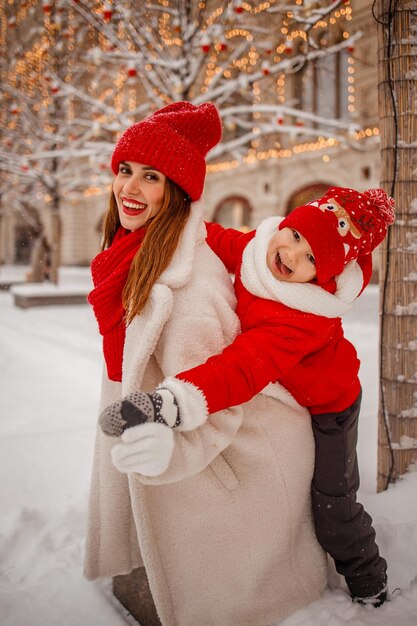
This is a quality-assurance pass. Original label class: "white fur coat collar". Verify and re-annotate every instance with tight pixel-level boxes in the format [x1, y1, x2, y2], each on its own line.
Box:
[241, 216, 364, 318]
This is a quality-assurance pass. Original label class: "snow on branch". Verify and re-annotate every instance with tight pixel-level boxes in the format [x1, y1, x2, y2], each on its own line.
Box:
[2, 0, 365, 215]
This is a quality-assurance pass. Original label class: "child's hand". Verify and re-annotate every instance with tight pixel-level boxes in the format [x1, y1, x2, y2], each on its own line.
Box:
[99, 389, 179, 437]
[111, 422, 175, 476]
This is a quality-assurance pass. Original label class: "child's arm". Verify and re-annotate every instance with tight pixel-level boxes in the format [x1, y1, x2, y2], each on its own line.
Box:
[205, 222, 254, 274]
[174, 319, 318, 415]
[99, 313, 327, 436]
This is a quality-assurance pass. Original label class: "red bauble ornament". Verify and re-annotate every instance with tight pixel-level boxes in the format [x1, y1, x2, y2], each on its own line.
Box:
[200, 32, 211, 53]
[234, 5, 244, 14]
[347, 45, 355, 53]
[261, 61, 270, 76]
[103, 4, 113, 21]
[127, 65, 137, 84]
[42, 0, 52, 14]
[277, 116, 284, 125]
[284, 39, 293, 54]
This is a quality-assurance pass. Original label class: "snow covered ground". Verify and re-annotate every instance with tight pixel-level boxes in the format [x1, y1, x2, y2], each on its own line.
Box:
[0, 267, 416, 626]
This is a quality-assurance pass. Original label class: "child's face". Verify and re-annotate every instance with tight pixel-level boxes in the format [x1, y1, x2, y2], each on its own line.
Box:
[266, 227, 317, 283]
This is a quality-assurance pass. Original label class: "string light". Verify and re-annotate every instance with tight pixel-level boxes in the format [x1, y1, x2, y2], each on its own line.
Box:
[347, 51, 356, 114]
[207, 127, 380, 173]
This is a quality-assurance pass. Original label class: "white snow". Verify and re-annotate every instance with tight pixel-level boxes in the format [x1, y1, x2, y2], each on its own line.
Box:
[0, 268, 417, 626]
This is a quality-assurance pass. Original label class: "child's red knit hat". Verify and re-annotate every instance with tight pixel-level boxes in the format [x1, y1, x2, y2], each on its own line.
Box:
[111, 101, 222, 201]
[280, 187, 395, 284]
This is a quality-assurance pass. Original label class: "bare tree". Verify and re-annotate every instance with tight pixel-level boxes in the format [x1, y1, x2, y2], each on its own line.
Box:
[65, 0, 361, 163]
[375, 0, 417, 490]
[0, 1, 111, 281]
[1, 0, 361, 280]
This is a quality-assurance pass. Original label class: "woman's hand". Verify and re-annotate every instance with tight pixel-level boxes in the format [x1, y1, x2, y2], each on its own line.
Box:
[111, 422, 175, 476]
[99, 389, 180, 436]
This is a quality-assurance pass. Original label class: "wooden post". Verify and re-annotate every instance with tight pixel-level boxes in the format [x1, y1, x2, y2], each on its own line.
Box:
[376, 1, 417, 491]
[113, 568, 162, 626]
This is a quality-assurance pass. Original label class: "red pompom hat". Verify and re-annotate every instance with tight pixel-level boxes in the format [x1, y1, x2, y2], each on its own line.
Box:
[280, 187, 395, 284]
[111, 101, 222, 201]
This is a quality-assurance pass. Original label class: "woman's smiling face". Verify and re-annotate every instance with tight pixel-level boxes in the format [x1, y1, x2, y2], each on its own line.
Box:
[113, 161, 166, 231]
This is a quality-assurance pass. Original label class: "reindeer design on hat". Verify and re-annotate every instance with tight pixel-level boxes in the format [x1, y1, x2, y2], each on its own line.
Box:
[308, 187, 394, 263]
[309, 193, 361, 239]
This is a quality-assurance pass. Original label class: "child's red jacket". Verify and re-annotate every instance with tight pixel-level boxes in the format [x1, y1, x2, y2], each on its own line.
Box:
[176, 218, 365, 415]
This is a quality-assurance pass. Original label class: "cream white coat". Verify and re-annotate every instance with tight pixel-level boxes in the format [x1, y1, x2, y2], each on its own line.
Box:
[84, 207, 327, 626]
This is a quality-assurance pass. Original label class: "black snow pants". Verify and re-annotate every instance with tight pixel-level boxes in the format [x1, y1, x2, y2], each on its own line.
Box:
[311, 389, 387, 598]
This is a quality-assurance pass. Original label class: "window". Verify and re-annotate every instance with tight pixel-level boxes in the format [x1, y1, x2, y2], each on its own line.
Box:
[286, 183, 332, 215]
[213, 196, 252, 231]
[292, 32, 349, 125]
[14, 225, 33, 264]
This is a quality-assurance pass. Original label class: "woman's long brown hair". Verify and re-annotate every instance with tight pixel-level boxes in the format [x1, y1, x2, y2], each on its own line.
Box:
[101, 177, 192, 323]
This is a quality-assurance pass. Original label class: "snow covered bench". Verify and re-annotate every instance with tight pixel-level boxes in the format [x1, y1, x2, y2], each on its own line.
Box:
[11, 283, 90, 308]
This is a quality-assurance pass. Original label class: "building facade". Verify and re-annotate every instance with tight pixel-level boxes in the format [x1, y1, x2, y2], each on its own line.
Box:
[204, 0, 380, 227]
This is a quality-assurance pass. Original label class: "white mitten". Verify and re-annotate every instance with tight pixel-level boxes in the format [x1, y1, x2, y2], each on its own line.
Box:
[111, 421, 175, 477]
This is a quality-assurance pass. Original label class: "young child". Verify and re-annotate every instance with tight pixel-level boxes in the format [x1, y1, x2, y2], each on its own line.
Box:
[100, 186, 394, 607]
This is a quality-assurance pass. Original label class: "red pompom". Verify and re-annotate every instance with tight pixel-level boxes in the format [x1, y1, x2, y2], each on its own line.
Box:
[364, 188, 395, 225]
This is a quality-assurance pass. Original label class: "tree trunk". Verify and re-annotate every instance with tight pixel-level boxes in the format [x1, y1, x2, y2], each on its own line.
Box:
[50, 199, 61, 285]
[49, 156, 62, 285]
[376, 1, 417, 491]
[27, 236, 51, 283]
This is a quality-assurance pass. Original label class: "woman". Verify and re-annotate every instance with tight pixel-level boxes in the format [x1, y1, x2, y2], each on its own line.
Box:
[85, 101, 327, 626]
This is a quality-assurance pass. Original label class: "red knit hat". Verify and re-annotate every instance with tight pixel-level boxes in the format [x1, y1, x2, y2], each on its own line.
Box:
[280, 187, 395, 284]
[111, 101, 222, 201]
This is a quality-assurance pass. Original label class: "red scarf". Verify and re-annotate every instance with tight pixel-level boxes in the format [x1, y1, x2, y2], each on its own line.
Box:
[88, 226, 146, 382]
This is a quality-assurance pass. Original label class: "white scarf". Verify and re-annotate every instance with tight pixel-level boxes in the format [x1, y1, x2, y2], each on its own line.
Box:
[240, 217, 364, 318]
